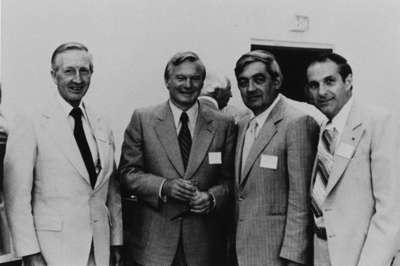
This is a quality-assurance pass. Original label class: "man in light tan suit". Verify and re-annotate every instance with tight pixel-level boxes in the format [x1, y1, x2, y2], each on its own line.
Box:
[233, 50, 319, 266]
[306, 52, 400, 266]
[118, 51, 235, 266]
[4, 42, 122, 266]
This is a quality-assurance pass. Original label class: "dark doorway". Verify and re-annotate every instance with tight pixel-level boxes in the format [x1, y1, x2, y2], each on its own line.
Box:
[251, 44, 333, 102]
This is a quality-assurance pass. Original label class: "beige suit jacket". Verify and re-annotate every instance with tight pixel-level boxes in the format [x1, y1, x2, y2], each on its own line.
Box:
[234, 99, 319, 266]
[311, 102, 400, 266]
[4, 99, 122, 265]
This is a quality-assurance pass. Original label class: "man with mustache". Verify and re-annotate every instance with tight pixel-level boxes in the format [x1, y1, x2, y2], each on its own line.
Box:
[118, 51, 235, 266]
[306, 52, 400, 266]
[3, 42, 122, 266]
[233, 50, 319, 266]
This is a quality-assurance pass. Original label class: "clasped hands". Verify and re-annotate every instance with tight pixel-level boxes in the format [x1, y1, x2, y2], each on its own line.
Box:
[162, 179, 212, 214]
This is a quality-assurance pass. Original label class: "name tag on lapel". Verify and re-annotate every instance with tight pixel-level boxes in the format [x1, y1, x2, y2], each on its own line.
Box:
[336, 143, 354, 159]
[208, 152, 222, 164]
[260, 154, 278, 169]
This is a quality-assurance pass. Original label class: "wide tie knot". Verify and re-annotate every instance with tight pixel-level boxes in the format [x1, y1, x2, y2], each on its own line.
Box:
[180, 112, 189, 124]
[248, 119, 259, 137]
[322, 127, 338, 155]
[70, 107, 83, 120]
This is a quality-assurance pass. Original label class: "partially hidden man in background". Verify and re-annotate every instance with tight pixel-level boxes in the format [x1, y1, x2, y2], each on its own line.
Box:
[233, 50, 319, 266]
[3, 42, 123, 266]
[118, 51, 236, 266]
[307, 52, 400, 266]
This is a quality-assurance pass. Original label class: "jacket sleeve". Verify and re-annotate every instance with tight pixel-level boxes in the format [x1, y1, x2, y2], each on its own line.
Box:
[208, 118, 236, 212]
[3, 113, 41, 257]
[357, 113, 400, 266]
[106, 130, 123, 246]
[280, 115, 319, 264]
[118, 110, 165, 209]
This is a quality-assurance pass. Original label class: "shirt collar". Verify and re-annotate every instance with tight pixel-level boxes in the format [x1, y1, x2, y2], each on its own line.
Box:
[198, 96, 219, 109]
[250, 94, 281, 129]
[168, 100, 199, 129]
[326, 96, 353, 135]
[56, 92, 88, 121]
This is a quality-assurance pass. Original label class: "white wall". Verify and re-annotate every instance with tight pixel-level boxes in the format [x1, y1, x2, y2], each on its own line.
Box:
[2, 0, 400, 157]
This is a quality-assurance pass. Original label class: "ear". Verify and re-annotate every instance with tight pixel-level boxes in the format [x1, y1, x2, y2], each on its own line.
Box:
[50, 69, 57, 84]
[273, 76, 282, 90]
[344, 74, 353, 91]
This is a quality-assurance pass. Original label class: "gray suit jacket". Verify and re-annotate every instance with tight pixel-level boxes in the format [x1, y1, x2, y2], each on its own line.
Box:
[311, 102, 400, 266]
[118, 100, 236, 266]
[234, 98, 319, 266]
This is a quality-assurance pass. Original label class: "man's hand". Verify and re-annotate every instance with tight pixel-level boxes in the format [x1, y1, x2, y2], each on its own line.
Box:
[23, 253, 47, 266]
[110, 246, 122, 266]
[189, 191, 212, 214]
[162, 179, 196, 202]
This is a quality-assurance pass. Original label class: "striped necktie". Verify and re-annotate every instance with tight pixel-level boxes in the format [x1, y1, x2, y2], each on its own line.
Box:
[311, 127, 337, 219]
[178, 112, 192, 170]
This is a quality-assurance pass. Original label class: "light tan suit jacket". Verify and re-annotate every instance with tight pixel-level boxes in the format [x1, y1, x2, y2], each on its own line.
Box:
[311, 102, 400, 266]
[4, 100, 122, 265]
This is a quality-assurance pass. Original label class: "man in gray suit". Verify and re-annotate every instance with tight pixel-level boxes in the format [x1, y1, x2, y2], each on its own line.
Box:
[233, 50, 319, 266]
[118, 51, 236, 266]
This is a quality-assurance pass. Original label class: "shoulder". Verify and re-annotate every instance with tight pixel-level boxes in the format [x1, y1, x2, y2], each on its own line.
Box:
[282, 101, 318, 125]
[202, 107, 235, 126]
[356, 103, 396, 125]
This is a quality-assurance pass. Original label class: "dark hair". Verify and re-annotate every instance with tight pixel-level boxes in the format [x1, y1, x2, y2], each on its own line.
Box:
[307, 52, 352, 81]
[234, 50, 283, 83]
[164, 51, 206, 82]
[51, 42, 93, 72]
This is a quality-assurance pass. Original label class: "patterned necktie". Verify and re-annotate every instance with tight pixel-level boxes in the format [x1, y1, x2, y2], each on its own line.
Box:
[70, 107, 97, 188]
[241, 119, 258, 179]
[178, 112, 192, 170]
[311, 127, 338, 219]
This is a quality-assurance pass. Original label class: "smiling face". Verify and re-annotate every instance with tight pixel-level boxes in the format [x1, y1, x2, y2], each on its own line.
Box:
[237, 61, 280, 115]
[51, 49, 93, 107]
[166, 60, 204, 110]
[306, 59, 352, 120]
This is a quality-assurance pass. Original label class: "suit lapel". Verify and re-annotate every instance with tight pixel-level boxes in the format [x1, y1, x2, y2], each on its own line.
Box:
[185, 105, 215, 179]
[235, 118, 250, 186]
[42, 100, 91, 185]
[154, 102, 185, 177]
[240, 99, 284, 187]
[325, 103, 365, 195]
[84, 105, 108, 189]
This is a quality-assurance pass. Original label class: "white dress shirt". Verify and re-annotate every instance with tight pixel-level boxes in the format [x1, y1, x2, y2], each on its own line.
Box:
[168, 100, 199, 137]
[56, 93, 99, 166]
[324, 96, 354, 149]
[159, 101, 199, 200]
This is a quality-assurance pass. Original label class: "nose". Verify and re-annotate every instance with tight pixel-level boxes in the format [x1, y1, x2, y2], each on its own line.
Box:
[184, 78, 192, 88]
[247, 80, 257, 92]
[317, 84, 328, 96]
[72, 72, 82, 83]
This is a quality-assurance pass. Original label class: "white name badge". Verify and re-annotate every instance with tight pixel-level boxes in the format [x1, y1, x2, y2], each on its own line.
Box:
[336, 143, 355, 159]
[208, 152, 222, 164]
[260, 154, 278, 169]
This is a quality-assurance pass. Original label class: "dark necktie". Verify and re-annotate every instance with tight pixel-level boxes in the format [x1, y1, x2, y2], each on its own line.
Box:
[70, 107, 97, 188]
[178, 112, 192, 170]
